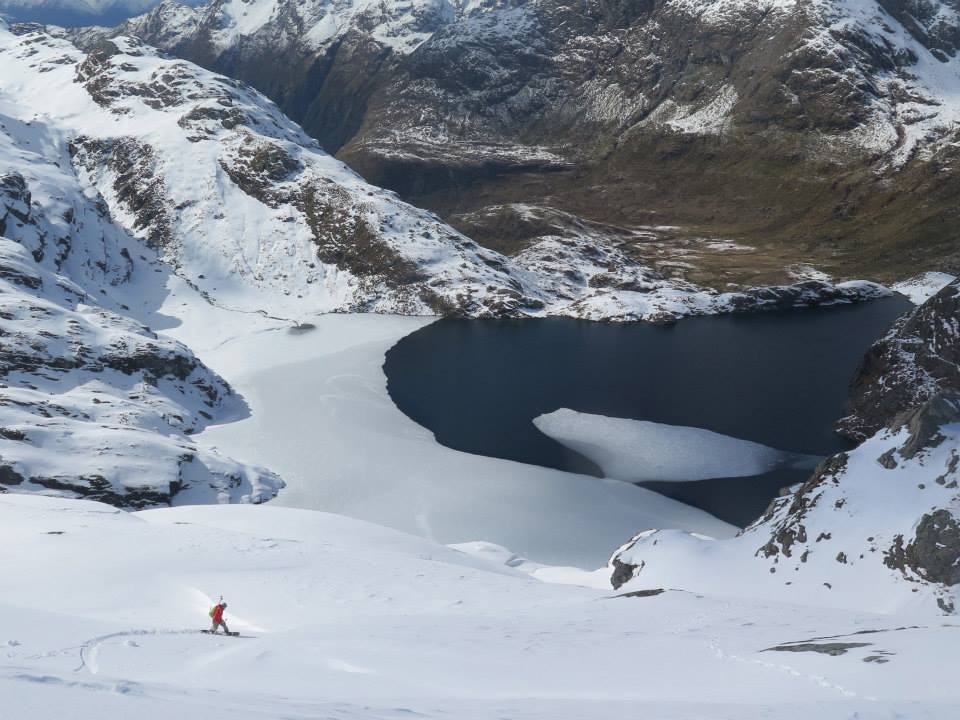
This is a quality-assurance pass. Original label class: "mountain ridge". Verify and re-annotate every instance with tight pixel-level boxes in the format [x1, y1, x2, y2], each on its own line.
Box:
[88, 0, 960, 289]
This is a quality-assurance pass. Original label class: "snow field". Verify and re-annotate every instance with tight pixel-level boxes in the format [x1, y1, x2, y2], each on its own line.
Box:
[173, 306, 737, 568]
[892, 272, 957, 305]
[616, 421, 960, 616]
[1, 494, 957, 719]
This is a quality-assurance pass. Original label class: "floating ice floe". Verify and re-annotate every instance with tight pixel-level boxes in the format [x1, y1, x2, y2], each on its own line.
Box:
[534, 408, 820, 483]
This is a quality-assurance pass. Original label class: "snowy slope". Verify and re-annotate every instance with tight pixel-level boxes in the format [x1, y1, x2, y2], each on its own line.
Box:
[611, 285, 960, 616]
[0, 22, 550, 319]
[893, 272, 957, 305]
[0, 22, 294, 505]
[0, 494, 957, 719]
[611, 400, 960, 615]
[0, 80, 285, 504]
[0, 238, 282, 505]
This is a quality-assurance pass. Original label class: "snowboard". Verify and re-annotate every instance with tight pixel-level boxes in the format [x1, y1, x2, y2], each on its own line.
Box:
[201, 630, 240, 637]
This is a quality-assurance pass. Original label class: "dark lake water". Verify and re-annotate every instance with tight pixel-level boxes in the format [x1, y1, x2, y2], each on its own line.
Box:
[384, 298, 912, 527]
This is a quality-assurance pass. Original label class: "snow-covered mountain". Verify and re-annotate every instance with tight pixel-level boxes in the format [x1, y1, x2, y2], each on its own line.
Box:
[102, 0, 960, 286]
[0, 18, 896, 510]
[1, 21, 889, 318]
[610, 281, 960, 615]
[0, 24, 555, 320]
[1, 0, 156, 12]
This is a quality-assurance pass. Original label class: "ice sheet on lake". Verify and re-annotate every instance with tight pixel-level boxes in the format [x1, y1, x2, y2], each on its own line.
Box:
[534, 409, 820, 482]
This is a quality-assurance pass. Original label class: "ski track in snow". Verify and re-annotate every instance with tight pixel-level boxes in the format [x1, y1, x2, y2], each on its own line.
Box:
[75, 629, 200, 674]
[1, 496, 956, 719]
[706, 639, 869, 701]
[0, 495, 952, 719]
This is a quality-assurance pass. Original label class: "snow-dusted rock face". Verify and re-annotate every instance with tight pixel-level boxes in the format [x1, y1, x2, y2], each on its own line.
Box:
[0, 25, 556, 318]
[838, 280, 960, 441]
[608, 289, 960, 615]
[610, 401, 960, 614]
[102, 0, 960, 283]
[1, 20, 893, 326]
[0, 22, 291, 508]
[0, 238, 283, 506]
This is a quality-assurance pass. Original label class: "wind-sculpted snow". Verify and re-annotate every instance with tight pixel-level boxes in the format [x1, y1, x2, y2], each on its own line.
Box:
[534, 409, 820, 483]
[0, 238, 283, 506]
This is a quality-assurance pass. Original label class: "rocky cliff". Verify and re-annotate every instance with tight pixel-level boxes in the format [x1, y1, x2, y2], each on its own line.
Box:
[838, 280, 960, 441]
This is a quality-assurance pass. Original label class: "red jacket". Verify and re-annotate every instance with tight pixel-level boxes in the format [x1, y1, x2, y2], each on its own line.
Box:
[212, 604, 225, 623]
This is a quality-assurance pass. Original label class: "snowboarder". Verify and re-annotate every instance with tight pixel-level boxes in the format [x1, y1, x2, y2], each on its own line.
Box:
[209, 599, 230, 635]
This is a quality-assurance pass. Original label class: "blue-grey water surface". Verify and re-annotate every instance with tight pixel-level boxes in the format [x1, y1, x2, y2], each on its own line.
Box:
[384, 298, 911, 526]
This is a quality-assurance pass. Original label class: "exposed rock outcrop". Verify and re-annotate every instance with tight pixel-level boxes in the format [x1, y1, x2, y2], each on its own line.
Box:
[0, 173, 31, 237]
[838, 280, 960, 442]
[0, 237, 284, 507]
[885, 509, 960, 588]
